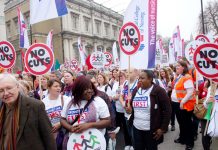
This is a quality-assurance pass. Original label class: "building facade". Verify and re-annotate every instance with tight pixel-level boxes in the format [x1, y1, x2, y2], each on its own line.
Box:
[4, 0, 123, 70]
[0, 0, 6, 41]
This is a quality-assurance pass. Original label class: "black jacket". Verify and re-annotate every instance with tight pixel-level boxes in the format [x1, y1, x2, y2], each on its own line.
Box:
[130, 83, 172, 143]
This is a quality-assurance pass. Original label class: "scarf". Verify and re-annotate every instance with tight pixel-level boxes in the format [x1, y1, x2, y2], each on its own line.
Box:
[0, 99, 20, 150]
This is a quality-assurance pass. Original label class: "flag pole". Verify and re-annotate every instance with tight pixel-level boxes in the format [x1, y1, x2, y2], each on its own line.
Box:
[20, 48, 23, 71]
[196, 70, 199, 105]
[38, 75, 43, 101]
[30, 25, 33, 45]
[127, 55, 131, 107]
[61, 17, 65, 63]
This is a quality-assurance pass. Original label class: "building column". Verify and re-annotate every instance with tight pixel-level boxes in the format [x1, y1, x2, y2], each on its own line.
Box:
[79, 14, 83, 33]
[69, 39, 74, 60]
[62, 15, 68, 31]
[63, 39, 70, 61]
[68, 12, 72, 31]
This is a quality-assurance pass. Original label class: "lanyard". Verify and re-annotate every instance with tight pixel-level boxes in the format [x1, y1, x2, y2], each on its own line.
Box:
[162, 79, 167, 88]
[130, 80, 138, 92]
[137, 86, 152, 95]
[174, 75, 183, 86]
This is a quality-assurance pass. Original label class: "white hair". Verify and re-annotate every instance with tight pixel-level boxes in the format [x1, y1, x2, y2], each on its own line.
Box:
[0, 73, 19, 84]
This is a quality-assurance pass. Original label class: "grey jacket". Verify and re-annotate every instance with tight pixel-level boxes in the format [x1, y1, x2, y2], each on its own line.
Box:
[16, 94, 57, 150]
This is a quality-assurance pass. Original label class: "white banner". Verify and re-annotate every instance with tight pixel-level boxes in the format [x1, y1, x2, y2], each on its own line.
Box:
[168, 38, 175, 64]
[120, 0, 157, 69]
[155, 39, 162, 65]
[30, 0, 68, 24]
[112, 42, 119, 66]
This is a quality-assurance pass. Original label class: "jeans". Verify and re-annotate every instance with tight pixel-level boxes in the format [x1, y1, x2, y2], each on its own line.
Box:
[133, 126, 158, 150]
[125, 116, 134, 146]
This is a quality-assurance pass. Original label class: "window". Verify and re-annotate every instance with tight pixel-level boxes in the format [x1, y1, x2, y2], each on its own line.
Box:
[6, 21, 11, 36]
[112, 25, 117, 37]
[95, 20, 101, 35]
[83, 16, 90, 32]
[71, 13, 79, 30]
[13, 17, 18, 34]
[104, 23, 110, 36]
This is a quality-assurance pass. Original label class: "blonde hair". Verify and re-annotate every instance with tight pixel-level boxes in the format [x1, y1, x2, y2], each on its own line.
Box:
[97, 73, 109, 85]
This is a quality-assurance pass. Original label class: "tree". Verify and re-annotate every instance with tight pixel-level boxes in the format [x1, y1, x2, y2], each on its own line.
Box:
[197, 1, 218, 34]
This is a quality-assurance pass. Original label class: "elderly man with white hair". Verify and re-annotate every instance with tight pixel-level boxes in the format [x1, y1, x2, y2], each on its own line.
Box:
[0, 73, 56, 150]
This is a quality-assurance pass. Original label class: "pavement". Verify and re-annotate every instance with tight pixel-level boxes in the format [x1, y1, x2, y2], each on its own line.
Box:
[116, 124, 218, 150]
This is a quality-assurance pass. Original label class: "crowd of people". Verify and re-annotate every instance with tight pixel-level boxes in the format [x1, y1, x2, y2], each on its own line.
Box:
[0, 57, 217, 150]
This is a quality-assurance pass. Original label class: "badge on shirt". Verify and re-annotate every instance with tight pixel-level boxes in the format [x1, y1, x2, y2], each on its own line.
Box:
[132, 96, 148, 108]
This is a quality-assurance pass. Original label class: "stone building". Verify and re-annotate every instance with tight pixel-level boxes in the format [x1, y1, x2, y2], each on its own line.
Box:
[4, 0, 123, 70]
[0, 0, 6, 41]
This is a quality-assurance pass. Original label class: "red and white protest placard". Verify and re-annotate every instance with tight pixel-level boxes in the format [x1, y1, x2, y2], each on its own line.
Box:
[104, 52, 113, 67]
[70, 59, 79, 71]
[214, 38, 218, 44]
[195, 34, 210, 43]
[185, 41, 203, 63]
[193, 43, 218, 79]
[24, 43, 54, 76]
[90, 51, 106, 69]
[212, 78, 218, 83]
[0, 41, 16, 69]
[119, 22, 141, 55]
[67, 128, 106, 150]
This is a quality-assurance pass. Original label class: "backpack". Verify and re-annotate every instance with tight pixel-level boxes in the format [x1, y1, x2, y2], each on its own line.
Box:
[104, 84, 112, 93]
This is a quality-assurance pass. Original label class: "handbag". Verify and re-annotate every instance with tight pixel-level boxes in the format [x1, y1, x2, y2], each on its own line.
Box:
[56, 128, 66, 150]
[193, 97, 207, 119]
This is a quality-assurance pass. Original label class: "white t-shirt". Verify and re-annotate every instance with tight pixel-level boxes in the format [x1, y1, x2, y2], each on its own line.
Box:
[116, 81, 128, 113]
[38, 89, 48, 99]
[97, 84, 112, 96]
[111, 81, 119, 97]
[171, 75, 194, 102]
[42, 95, 71, 126]
[110, 80, 124, 113]
[61, 96, 110, 134]
[133, 85, 153, 131]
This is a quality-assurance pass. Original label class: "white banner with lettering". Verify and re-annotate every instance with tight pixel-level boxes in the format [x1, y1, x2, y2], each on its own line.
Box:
[120, 0, 157, 69]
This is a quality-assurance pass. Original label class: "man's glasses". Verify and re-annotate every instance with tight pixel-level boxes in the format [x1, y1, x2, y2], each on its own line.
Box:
[0, 86, 17, 95]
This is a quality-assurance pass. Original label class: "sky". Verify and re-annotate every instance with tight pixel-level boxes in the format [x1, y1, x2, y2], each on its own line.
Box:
[94, 0, 215, 40]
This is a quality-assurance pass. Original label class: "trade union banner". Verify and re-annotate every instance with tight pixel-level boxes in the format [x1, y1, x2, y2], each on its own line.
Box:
[120, 0, 157, 69]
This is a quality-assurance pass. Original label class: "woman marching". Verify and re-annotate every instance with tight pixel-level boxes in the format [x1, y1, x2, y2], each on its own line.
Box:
[126, 70, 171, 150]
[60, 76, 111, 150]
[42, 79, 71, 150]
[172, 61, 196, 150]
